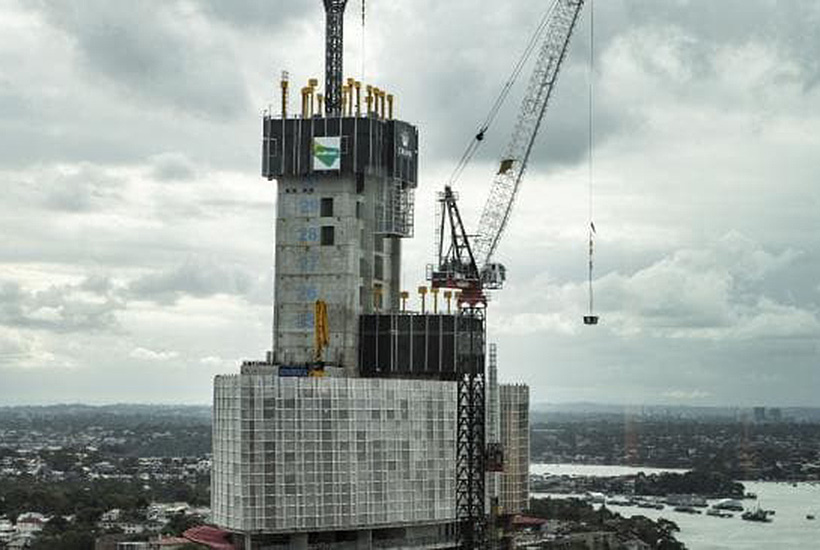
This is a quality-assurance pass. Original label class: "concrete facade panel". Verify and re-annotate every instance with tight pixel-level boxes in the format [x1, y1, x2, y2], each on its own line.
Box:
[212, 374, 457, 534]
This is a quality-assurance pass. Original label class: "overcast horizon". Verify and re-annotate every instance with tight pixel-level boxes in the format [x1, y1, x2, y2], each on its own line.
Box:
[1, 0, 818, 407]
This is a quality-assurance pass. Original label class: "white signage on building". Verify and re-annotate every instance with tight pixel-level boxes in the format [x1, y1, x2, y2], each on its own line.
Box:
[312, 137, 341, 171]
[397, 130, 413, 159]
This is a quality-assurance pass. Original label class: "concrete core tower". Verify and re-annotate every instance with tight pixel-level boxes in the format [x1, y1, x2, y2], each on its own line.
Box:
[263, 0, 416, 373]
[263, 113, 417, 373]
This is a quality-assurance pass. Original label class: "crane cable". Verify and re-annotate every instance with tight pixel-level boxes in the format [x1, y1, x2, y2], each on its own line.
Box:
[587, 0, 597, 319]
[446, 0, 561, 188]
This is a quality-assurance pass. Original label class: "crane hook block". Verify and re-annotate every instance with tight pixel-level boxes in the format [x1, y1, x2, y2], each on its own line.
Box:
[583, 315, 599, 325]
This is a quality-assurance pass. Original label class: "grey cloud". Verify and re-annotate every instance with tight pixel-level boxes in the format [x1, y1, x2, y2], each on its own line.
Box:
[493, 232, 819, 341]
[2, 164, 122, 214]
[389, 0, 820, 172]
[79, 274, 114, 294]
[0, 2, 266, 171]
[620, 0, 820, 89]
[1, 0, 819, 405]
[497, 329, 820, 406]
[0, 278, 123, 333]
[31, 1, 252, 121]
[127, 256, 257, 304]
[0, 330, 27, 362]
[602, 239, 819, 339]
[149, 152, 197, 181]
[0, 78, 254, 170]
[42, 163, 123, 212]
[0, 80, 34, 120]
[0, 283, 27, 327]
[0, 328, 57, 369]
[191, 0, 314, 29]
[378, 1, 636, 172]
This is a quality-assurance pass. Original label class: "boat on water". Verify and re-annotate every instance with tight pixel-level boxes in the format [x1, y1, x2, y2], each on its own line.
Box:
[807, 514, 816, 520]
[637, 501, 663, 510]
[713, 498, 745, 511]
[674, 506, 701, 514]
[741, 507, 772, 523]
[706, 509, 733, 518]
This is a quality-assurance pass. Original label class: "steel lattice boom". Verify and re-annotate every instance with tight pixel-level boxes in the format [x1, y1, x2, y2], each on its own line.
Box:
[473, 0, 585, 278]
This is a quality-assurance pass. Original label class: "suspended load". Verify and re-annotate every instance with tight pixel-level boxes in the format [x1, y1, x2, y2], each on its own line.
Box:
[583, 222, 598, 325]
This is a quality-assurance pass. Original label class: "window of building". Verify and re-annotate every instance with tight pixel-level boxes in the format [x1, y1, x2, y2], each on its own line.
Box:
[374, 235, 384, 253]
[320, 226, 335, 246]
[356, 201, 364, 219]
[374, 255, 384, 280]
[359, 257, 368, 278]
[320, 197, 334, 217]
[356, 172, 365, 194]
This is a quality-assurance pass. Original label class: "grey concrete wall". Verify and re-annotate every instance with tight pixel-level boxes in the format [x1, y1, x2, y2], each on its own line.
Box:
[272, 173, 402, 374]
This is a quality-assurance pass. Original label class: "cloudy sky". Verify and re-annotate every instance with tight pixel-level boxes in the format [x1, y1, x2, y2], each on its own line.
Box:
[1, 0, 818, 406]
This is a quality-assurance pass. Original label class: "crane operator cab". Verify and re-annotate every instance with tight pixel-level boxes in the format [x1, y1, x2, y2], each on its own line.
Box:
[481, 263, 506, 290]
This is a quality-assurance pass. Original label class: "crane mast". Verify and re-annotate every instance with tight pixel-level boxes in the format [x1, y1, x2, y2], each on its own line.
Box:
[474, 0, 585, 287]
[323, 0, 348, 116]
[429, 3, 586, 548]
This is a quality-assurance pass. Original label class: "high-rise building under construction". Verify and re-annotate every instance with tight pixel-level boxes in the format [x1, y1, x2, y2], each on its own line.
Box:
[211, 2, 530, 548]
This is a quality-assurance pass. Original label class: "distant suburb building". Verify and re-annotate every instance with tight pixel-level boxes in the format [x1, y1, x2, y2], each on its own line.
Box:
[499, 384, 530, 515]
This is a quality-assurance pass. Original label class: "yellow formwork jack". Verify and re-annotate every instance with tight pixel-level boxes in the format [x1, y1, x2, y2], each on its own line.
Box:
[312, 300, 329, 376]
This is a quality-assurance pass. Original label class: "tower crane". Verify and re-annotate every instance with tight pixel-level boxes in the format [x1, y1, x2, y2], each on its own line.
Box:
[429, 1, 587, 548]
[431, 0, 586, 304]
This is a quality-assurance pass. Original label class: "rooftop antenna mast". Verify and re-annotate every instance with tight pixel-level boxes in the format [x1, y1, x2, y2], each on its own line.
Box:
[323, 0, 349, 116]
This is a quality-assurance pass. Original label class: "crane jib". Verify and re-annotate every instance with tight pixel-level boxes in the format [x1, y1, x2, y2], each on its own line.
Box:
[473, 0, 586, 275]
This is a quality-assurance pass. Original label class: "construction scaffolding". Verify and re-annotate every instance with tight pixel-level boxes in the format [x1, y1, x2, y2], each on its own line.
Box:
[376, 178, 415, 238]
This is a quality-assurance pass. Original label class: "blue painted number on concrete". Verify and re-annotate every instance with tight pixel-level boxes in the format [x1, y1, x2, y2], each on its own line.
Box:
[299, 198, 319, 215]
[297, 309, 315, 329]
[298, 285, 319, 301]
[297, 226, 318, 243]
[297, 253, 318, 272]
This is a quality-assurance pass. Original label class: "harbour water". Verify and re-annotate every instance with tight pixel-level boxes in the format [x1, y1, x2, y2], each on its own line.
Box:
[531, 463, 820, 550]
